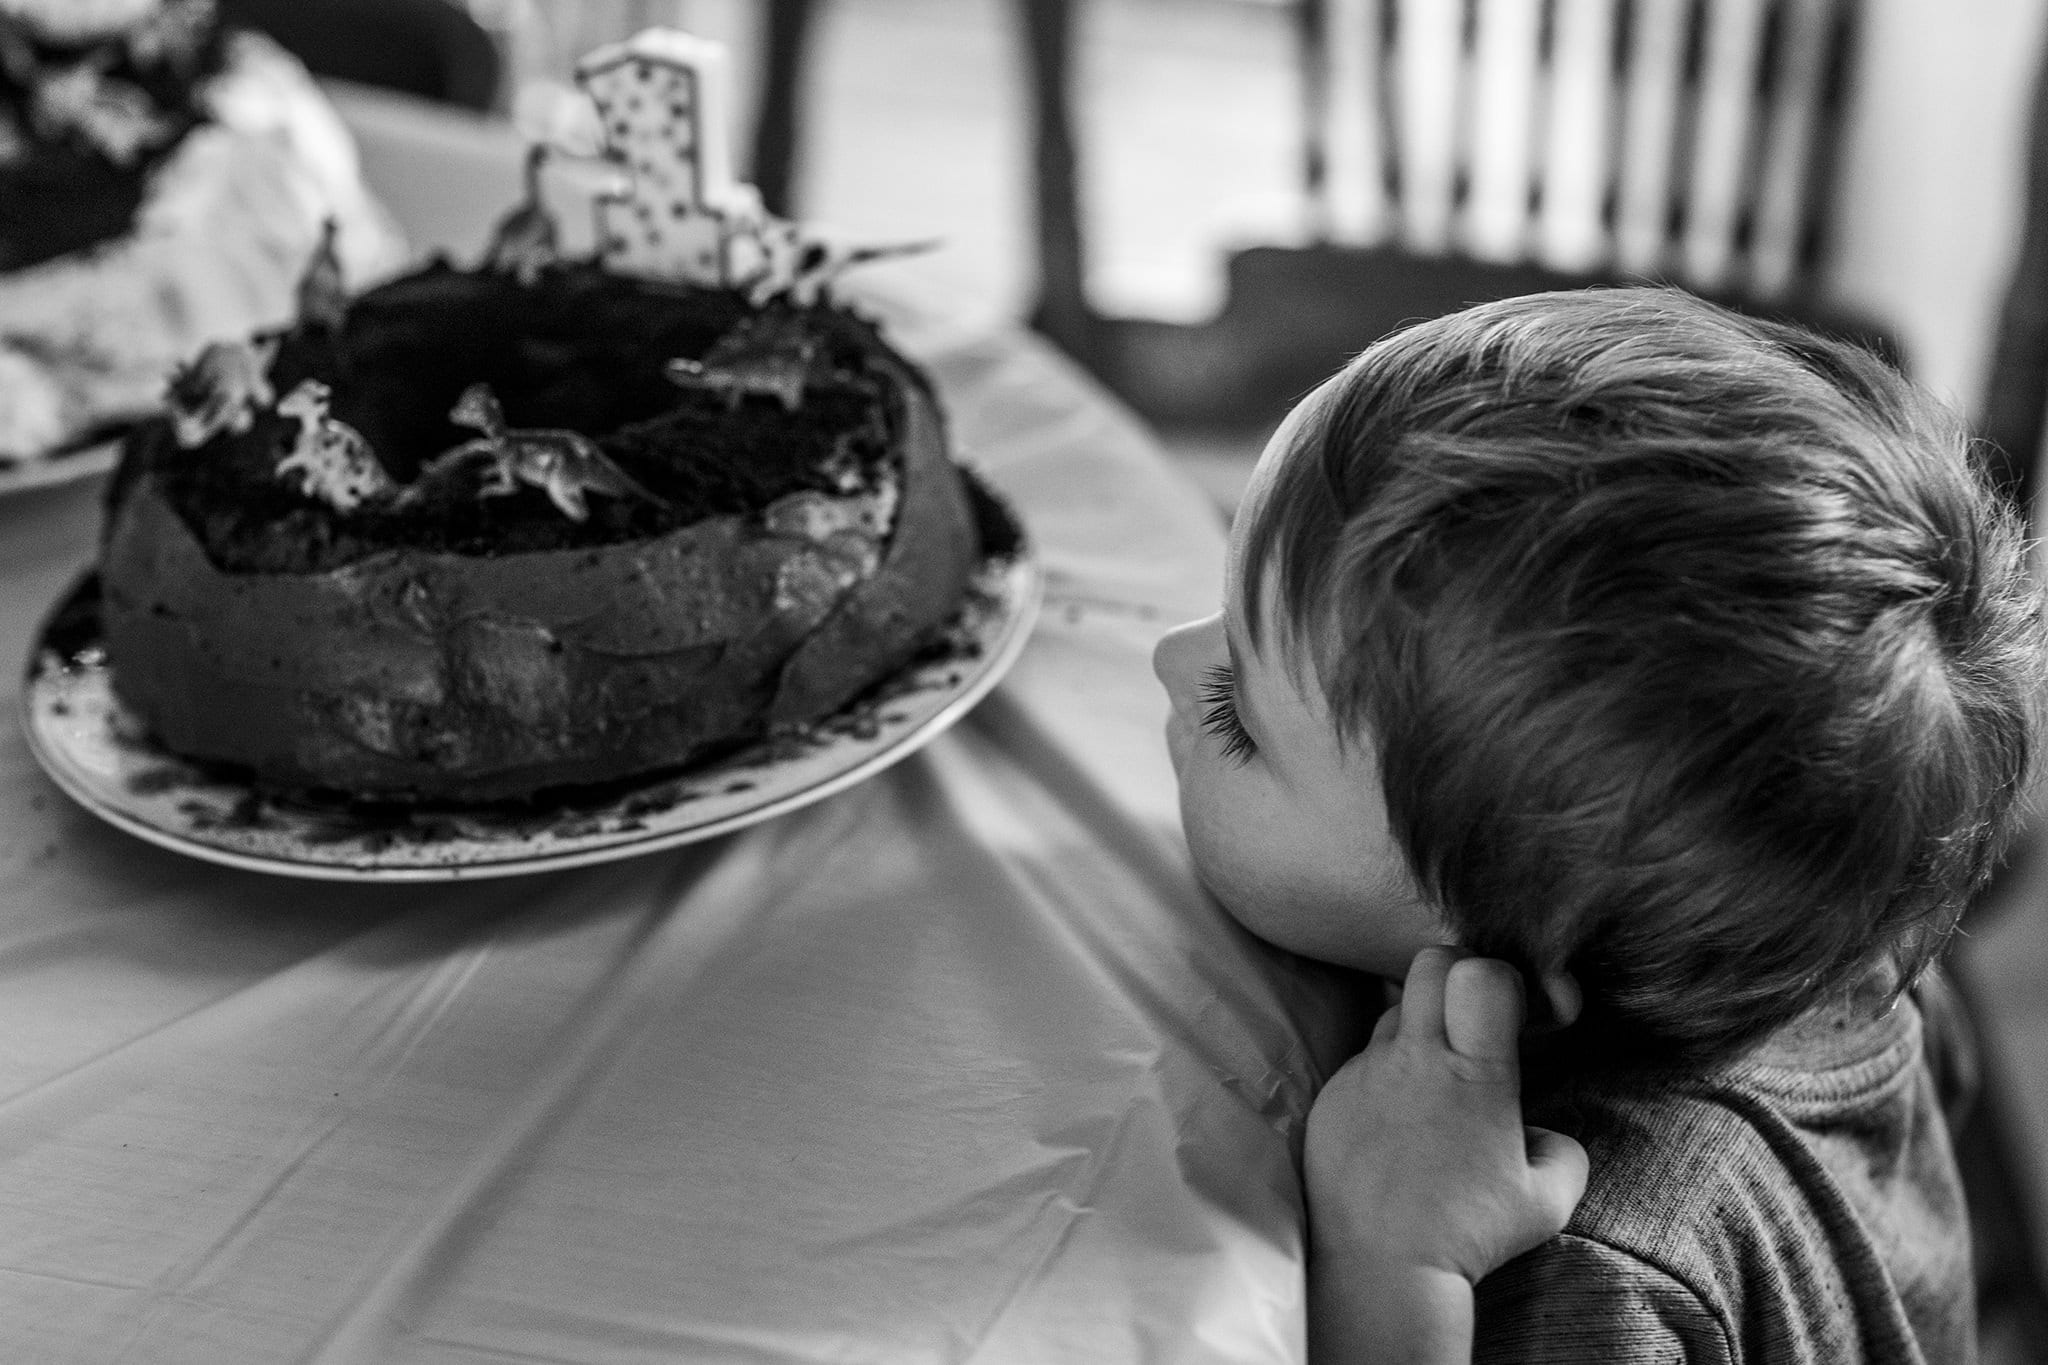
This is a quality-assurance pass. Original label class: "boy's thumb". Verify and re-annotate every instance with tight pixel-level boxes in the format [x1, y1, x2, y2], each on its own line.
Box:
[1443, 956, 1525, 1060]
[1523, 1126, 1589, 1234]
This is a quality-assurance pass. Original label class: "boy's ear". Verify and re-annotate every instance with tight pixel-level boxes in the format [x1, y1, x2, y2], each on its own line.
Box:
[1525, 971, 1583, 1034]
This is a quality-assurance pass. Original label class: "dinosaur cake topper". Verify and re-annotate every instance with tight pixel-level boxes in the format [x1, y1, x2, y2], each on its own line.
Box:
[273, 379, 394, 512]
[172, 26, 933, 526]
[437, 383, 668, 523]
[164, 335, 276, 448]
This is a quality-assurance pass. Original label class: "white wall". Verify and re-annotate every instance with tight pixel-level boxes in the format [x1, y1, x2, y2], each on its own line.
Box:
[1830, 0, 2048, 413]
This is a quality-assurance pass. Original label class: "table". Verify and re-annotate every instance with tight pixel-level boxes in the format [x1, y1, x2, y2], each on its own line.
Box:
[0, 85, 1372, 1363]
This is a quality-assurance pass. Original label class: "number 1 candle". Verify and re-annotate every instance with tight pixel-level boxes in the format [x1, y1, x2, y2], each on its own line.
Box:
[575, 27, 763, 286]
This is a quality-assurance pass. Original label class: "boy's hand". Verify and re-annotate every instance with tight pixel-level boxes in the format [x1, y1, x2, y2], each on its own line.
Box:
[1305, 947, 1588, 1285]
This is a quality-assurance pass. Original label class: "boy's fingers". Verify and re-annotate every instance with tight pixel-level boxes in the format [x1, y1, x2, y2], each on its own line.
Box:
[1397, 946, 1460, 1044]
[1523, 1126, 1590, 1229]
[1442, 956, 1525, 1060]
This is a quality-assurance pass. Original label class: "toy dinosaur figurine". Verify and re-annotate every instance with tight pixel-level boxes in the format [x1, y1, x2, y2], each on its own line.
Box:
[483, 144, 559, 285]
[165, 335, 279, 448]
[296, 217, 348, 331]
[442, 383, 666, 522]
[274, 380, 396, 512]
[662, 311, 829, 413]
[753, 236, 940, 309]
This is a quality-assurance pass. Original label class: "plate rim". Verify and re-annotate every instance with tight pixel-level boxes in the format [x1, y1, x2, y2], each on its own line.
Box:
[21, 545, 1041, 882]
[0, 436, 124, 496]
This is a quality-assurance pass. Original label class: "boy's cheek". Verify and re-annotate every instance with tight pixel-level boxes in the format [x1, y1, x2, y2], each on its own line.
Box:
[1179, 799, 1245, 902]
[1162, 713, 1190, 776]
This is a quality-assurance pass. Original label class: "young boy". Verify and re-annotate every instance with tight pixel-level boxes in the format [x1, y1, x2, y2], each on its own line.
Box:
[1153, 288, 2045, 1362]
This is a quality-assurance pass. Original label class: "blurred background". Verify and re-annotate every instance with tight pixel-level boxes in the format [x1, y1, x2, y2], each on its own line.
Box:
[213, 0, 2048, 1356]
[221, 0, 2048, 509]
[662, 0, 2041, 424]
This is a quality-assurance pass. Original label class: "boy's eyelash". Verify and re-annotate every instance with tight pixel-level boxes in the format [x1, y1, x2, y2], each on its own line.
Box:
[1198, 665, 1258, 764]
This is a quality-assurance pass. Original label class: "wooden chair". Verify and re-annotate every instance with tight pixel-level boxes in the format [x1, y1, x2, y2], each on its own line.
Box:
[748, 2, 1894, 425]
[1015, 0, 1899, 430]
[745, 0, 1092, 350]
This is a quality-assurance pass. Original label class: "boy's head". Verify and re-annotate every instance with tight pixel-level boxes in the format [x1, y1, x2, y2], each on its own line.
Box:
[1158, 287, 2045, 1074]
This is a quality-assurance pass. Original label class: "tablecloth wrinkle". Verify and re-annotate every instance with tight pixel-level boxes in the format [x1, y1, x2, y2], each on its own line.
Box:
[930, 1107, 1169, 1355]
[0, 84, 1374, 1364]
[285, 858, 836, 1362]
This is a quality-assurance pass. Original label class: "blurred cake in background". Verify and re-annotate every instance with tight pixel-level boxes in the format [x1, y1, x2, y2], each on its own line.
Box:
[0, 0, 404, 466]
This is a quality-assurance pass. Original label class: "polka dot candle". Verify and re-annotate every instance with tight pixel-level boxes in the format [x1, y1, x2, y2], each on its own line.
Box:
[575, 27, 760, 285]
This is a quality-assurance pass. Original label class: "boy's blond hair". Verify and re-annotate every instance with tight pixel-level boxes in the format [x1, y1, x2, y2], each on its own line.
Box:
[1241, 288, 2045, 1073]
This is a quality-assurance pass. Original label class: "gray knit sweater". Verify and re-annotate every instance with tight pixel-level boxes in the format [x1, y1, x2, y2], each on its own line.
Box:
[1474, 975, 1974, 1364]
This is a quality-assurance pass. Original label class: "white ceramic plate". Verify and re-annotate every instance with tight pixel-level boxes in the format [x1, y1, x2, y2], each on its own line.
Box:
[22, 545, 1040, 881]
[0, 436, 124, 496]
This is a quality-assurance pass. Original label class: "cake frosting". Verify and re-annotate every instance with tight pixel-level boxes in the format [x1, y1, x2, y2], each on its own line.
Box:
[100, 263, 981, 802]
[96, 28, 987, 803]
[0, 0, 403, 462]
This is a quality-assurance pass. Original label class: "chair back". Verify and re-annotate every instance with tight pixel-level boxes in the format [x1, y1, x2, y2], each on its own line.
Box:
[742, 0, 1891, 428]
[1087, 0, 1889, 427]
[1299, 0, 1861, 299]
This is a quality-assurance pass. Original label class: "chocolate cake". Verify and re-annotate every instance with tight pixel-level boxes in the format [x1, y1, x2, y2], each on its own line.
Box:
[97, 256, 983, 803]
[94, 26, 991, 805]
[0, 0, 402, 463]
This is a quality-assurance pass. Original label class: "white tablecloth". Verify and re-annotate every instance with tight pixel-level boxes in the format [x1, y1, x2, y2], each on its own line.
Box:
[0, 85, 1372, 1364]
